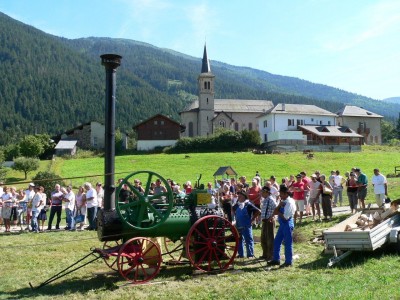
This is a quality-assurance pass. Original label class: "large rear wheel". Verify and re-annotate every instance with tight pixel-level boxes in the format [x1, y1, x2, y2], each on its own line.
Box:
[185, 215, 239, 272]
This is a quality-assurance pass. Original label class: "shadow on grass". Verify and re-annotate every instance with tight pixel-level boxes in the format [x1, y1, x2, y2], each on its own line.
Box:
[298, 242, 400, 271]
[4, 273, 121, 299]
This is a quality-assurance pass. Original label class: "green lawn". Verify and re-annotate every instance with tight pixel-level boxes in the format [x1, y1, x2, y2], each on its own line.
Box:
[1, 146, 400, 299]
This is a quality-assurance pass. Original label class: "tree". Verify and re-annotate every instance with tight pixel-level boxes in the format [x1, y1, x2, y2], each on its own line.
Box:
[19, 135, 44, 158]
[381, 120, 396, 143]
[12, 157, 40, 179]
[396, 115, 400, 139]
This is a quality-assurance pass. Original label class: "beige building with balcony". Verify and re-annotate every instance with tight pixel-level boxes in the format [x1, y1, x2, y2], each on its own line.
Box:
[336, 106, 383, 144]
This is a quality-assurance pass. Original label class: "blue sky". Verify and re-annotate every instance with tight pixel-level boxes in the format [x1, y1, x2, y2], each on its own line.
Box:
[1, 0, 399, 100]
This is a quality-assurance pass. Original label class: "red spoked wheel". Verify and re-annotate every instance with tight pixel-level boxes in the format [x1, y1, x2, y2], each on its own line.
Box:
[102, 240, 122, 271]
[185, 215, 239, 272]
[117, 237, 162, 284]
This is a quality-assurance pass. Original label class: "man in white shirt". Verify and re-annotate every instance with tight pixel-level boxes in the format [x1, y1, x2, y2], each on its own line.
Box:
[84, 182, 98, 230]
[371, 168, 387, 207]
[62, 186, 76, 230]
[268, 185, 296, 268]
[333, 170, 345, 207]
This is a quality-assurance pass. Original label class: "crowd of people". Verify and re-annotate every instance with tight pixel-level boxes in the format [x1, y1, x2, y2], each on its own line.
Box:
[206, 167, 388, 267]
[0, 181, 104, 233]
[0, 167, 389, 268]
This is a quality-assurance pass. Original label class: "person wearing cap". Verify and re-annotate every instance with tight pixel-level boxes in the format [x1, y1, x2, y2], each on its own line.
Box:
[372, 168, 387, 207]
[268, 184, 296, 268]
[290, 174, 305, 225]
[232, 190, 260, 258]
[355, 168, 368, 209]
[260, 186, 276, 260]
[346, 172, 358, 213]
[309, 174, 322, 221]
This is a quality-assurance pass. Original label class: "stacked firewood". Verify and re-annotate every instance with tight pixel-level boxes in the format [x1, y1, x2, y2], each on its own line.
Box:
[345, 202, 400, 232]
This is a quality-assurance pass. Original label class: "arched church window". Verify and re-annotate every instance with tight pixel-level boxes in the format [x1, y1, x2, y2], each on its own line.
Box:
[207, 81, 210, 89]
[234, 122, 239, 131]
[219, 120, 226, 128]
[204, 82, 207, 89]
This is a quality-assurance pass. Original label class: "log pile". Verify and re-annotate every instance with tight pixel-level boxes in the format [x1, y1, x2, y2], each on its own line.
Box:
[345, 202, 400, 232]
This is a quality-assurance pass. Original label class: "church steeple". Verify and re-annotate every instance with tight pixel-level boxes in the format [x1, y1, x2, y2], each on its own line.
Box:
[201, 44, 211, 73]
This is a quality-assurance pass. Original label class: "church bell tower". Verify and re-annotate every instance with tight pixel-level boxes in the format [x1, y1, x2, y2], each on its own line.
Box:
[197, 44, 215, 136]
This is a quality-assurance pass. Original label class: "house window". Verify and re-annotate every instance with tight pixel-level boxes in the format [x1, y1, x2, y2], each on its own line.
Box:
[320, 121, 322, 125]
[207, 116, 209, 121]
[263, 120, 268, 128]
[207, 98, 209, 104]
[328, 121, 331, 125]
[160, 120, 164, 125]
[219, 120, 226, 128]
[288, 119, 294, 126]
[296, 119, 304, 126]
[154, 120, 158, 125]
[249, 123, 253, 130]
[234, 122, 239, 131]
[188, 122, 193, 137]
[311, 118, 314, 122]
[264, 134, 267, 142]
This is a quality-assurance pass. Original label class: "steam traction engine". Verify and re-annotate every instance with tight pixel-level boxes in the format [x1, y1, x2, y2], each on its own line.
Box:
[97, 171, 239, 283]
[96, 54, 239, 284]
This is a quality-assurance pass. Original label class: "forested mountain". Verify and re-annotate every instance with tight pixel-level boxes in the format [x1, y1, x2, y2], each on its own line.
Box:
[0, 12, 399, 145]
[382, 97, 400, 104]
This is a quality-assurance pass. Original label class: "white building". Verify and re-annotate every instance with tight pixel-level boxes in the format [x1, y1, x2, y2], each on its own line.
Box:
[257, 103, 337, 143]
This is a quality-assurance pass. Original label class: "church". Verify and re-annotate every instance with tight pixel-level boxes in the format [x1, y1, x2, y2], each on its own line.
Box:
[180, 45, 274, 137]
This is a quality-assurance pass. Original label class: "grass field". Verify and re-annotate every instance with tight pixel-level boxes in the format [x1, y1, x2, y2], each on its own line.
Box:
[1, 146, 400, 299]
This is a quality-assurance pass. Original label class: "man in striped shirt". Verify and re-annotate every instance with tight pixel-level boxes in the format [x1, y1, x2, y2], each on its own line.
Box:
[260, 186, 277, 261]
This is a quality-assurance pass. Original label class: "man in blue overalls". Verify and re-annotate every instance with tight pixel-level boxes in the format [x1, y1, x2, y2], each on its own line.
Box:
[267, 184, 296, 268]
[232, 191, 260, 258]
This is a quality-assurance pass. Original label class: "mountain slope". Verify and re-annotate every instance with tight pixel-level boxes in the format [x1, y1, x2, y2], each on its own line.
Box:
[0, 12, 398, 145]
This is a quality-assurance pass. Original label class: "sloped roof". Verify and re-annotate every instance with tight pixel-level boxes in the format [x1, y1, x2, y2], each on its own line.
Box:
[55, 140, 78, 150]
[181, 99, 274, 113]
[336, 105, 383, 118]
[261, 103, 337, 117]
[213, 166, 238, 177]
[299, 125, 363, 138]
[132, 114, 182, 129]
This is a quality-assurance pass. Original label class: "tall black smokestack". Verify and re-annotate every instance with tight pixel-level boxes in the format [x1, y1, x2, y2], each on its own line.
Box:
[101, 54, 122, 211]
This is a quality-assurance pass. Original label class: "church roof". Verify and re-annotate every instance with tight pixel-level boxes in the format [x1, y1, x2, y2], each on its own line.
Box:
[180, 99, 273, 114]
[336, 105, 383, 118]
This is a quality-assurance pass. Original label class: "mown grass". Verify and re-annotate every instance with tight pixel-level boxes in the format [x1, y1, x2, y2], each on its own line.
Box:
[1, 145, 400, 299]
